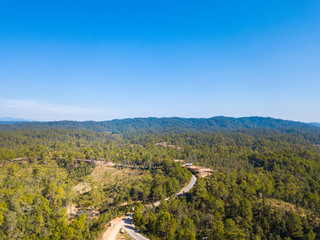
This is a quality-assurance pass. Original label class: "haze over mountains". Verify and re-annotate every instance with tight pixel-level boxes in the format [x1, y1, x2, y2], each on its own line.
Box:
[0, 117, 32, 124]
[0, 116, 319, 134]
[311, 122, 320, 128]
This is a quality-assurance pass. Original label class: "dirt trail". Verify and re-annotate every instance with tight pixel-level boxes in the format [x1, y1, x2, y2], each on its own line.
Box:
[100, 217, 125, 240]
[99, 159, 214, 240]
[103, 173, 197, 240]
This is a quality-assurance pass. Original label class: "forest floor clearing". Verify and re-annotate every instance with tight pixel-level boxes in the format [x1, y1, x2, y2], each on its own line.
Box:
[155, 142, 182, 150]
[174, 159, 215, 177]
[90, 162, 143, 183]
[70, 163, 143, 219]
[174, 159, 185, 163]
[73, 182, 92, 194]
[186, 165, 214, 177]
[73, 163, 143, 194]
[265, 198, 320, 223]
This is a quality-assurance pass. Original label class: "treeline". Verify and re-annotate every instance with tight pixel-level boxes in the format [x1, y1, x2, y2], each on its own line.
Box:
[0, 117, 319, 134]
[1, 129, 319, 172]
[129, 129, 320, 171]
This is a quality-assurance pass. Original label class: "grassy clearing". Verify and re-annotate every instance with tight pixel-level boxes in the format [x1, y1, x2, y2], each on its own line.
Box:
[90, 163, 143, 184]
[74, 163, 144, 212]
[265, 198, 320, 224]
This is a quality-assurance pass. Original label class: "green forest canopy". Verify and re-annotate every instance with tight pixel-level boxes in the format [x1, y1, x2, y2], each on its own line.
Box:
[0, 118, 320, 239]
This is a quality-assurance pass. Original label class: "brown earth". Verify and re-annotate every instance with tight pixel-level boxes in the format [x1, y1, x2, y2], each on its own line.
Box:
[155, 142, 181, 150]
[100, 217, 125, 240]
[184, 165, 214, 178]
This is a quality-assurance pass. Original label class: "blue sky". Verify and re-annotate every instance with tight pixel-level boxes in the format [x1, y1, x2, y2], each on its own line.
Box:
[0, 0, 319, 122]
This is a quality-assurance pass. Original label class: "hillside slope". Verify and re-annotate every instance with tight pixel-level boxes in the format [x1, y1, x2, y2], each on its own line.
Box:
[310, 122, 320, 128]
[0, 116, 319, 134]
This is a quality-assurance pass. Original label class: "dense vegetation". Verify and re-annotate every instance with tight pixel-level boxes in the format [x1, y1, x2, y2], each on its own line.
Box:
[0, 130, 191, 239]
[132, 133, 320, 239]
[0, 118, 320, 239]
[135, 150, 320, 239]
[311, 123, 320, 128]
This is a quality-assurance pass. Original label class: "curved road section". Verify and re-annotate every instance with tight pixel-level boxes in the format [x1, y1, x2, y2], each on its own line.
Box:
[153, 175, 197, 207]
[102, 174, 197, 240]
[123, 214, 149, 240]
[177, 175, 197, 196]
[124, 175, 197, 240]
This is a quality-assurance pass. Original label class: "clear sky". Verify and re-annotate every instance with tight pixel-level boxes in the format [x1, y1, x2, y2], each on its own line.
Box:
[0, 0, 319, 122]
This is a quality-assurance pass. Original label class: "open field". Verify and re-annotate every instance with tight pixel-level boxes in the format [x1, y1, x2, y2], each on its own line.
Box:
[90, 162, 143, 183]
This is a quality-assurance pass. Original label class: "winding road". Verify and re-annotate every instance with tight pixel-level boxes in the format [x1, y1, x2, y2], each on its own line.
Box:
[102, 174, 197, 240]
[123, 214, 149, 240]
[12, 158, 200, 240]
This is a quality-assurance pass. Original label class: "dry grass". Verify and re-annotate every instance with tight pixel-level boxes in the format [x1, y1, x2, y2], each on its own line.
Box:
[73, 182, 92, 194]
[266, 198, 302, 214]
[265, 198, 320, 223]
[74, 163, 143, 194]
[71, 163, 143, 218]
[90, 162, 143, 184]
[116, 232, 133, 240]
[174, 159, 185, 163]
[155, 142, 182, 150]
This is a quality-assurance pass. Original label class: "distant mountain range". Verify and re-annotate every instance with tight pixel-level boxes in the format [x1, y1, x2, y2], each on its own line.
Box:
[310, 122, 320, 128]
[0, 116, 319, 134]
[0, 117, 32, 124]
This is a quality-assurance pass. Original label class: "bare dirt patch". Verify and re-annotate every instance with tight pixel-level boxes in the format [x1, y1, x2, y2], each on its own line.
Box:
[90, 162, 143, 184]
[185, 165, 214, 178]
[66, 204, 78, 218]
[73, 182, 92, 194]
[100, 217, 125, 240]
[155, 142, 182, 150]
[174, 159, 185, 163]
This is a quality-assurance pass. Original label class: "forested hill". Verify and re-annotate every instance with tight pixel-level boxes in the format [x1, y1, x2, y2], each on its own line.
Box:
[0, 117, 31, 124]
[0, 116, 319, 134]
[311, 122, 320, 128]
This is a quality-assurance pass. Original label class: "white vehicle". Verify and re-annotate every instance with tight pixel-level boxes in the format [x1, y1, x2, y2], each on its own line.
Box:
[185, 163, 193, 166]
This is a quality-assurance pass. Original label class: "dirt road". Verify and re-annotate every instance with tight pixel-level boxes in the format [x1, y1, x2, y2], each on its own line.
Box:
[102, 174, 197, 240]
[101, 217, 125, 240]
